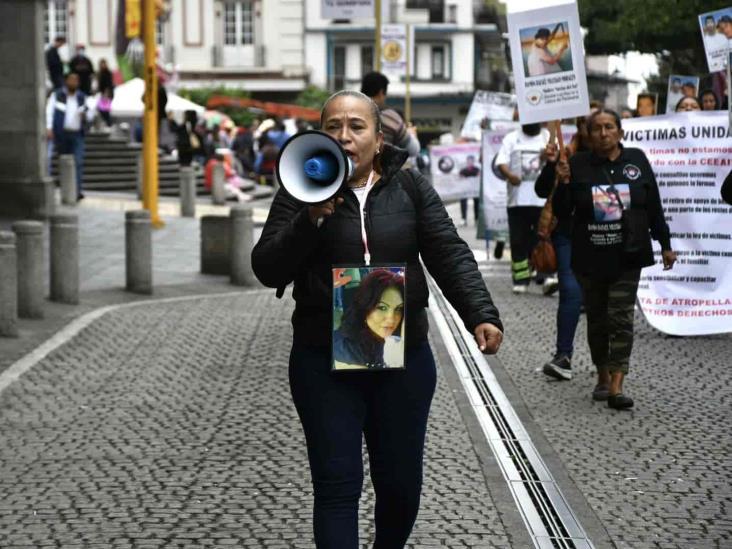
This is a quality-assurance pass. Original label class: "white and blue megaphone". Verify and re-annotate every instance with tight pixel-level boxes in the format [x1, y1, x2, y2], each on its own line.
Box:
[275, 130, 354, 204]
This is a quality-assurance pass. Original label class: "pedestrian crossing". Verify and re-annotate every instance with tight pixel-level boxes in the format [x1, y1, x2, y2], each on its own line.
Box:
[471, 248, 512, 279]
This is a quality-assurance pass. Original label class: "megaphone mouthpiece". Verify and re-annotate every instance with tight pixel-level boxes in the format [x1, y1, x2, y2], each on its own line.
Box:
[304, 152, 339, 184]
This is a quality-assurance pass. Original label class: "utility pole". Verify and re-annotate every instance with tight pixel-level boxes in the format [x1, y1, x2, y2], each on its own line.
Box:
[142, 0, 163, 228]
[375, 0, 382, 71]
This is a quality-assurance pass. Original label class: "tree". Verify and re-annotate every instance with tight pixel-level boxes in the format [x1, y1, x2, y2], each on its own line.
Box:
[578, 0, 714, 108]
[296, 85, 332, 111]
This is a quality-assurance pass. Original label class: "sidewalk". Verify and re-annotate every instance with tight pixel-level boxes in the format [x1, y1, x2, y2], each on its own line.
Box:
[0, 195, 520, 548]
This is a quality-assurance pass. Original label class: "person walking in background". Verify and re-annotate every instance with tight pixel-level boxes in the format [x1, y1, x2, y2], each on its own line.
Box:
[69, 44, 94, 96]
[252, 90, 502, 547]
[232, 123, 256, 176]
[534, 116, 593, 381]
[96, 58, 115, 127]
[45, 36, 66, 90]
[361, 71, 420, 157]
[46, 72, 94, 201]
[553, 109, 677, 410]
[496, 123, 551, 293]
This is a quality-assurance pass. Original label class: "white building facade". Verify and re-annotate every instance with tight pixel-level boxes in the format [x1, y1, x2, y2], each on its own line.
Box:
[45, 0, 503, 132]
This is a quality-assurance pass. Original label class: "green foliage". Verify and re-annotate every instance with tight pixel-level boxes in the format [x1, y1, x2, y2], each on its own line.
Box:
[578, 0, 709, 75]
[177, 87, 254, 127]
[295, 85, 332, 111]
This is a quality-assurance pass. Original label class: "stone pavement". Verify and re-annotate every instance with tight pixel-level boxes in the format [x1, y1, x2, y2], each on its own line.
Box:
[453, 208, 732, 549]
[0, 195, 729, 548]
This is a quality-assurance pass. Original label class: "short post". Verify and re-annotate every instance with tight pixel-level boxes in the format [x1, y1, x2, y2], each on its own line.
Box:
[136, 151, 144, 200]
[12, 221, 44, 319]
[211, 162, 227, 205]
[50, 213, 80, 304]
[230, 206, 255, 286]
[58, 154, 77, 205]
[125, 210, 152, 294]
[0, 232, 18, 337]
[179, 166, 197, 217]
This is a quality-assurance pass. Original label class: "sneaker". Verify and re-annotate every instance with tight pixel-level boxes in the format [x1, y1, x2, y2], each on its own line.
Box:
[512, 284, 527, 294]
[542, 354, 572, 380]
[542, 277, 559, 296]
[608, 393, 634, 410]
[494, 240, 505, 260]
[592, 384, 610, 401]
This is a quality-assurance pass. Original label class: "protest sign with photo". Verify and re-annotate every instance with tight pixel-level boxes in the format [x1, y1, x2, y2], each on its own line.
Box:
[429, 143, 482, 202]
[380, 24, 412, 74]
[461, 91, 516, 140]
[322, 0, 374, 19]
[507, 0, 589, 124]
[699, 7, 732, 72]
[332, 266, 406, 371]
[621, 111, 732, 335]
[665, 75, 700, 114]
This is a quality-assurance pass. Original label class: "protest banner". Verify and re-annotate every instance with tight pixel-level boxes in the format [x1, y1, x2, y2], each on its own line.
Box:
[461, 91, 516, 140]
[322, 0, 374, 19]
[699, 7, 732, 72]
[429, 143, 481, 203]
[622, 111, 732, 335]
[665, 75, 700, 114]
[506, 0, 589, 124]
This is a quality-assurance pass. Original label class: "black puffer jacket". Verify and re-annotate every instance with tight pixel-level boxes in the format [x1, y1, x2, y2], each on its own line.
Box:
[251, 144, 503, 347]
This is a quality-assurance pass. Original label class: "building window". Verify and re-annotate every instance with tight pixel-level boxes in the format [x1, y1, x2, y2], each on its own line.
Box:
[431, 46, 445, 79]
[361, 45, 374, 76]
[44, 0, 68, 45]
[156, 17, 165, 47]
[333, 45, 346, 90]
[406, 0, 444, 23]
[447, 4, 457, 23]
[223, 1, 253, 46]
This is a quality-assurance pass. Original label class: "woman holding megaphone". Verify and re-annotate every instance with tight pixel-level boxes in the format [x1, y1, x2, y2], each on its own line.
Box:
[252, 90, 503, 547]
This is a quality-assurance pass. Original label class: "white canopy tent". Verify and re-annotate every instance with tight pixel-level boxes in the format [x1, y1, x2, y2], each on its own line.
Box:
[110, 78, 204, 119]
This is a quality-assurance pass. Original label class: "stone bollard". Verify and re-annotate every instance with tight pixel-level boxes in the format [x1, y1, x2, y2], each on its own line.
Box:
[50, 214, 79, 304]
[230, 206, 256, 286]
[12, 221, 44, 319]
[0, 232, 19, 337]
[211, 163, 227, 205]
[179, 167, 197, 217]
[125, 210, 152, 294]
[58, 154, 77, 205]
[136, 152, 144, 200]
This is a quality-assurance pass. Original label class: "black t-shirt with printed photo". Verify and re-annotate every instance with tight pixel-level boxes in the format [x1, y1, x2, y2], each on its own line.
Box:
[552, 146, 671, 280]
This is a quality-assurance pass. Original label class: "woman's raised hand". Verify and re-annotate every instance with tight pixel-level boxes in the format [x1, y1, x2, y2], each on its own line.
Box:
[308, 197, 344, 226]
[556, 158, 570, 184]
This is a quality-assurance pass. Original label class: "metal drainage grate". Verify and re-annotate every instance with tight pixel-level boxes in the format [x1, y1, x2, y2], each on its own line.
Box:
[428, 277, 595, 549]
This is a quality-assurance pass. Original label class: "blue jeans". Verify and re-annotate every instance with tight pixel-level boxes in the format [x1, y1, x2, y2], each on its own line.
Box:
[289, 340, 437, 548]
[56, 131, 85, 197]
[553, 232, 582, 356]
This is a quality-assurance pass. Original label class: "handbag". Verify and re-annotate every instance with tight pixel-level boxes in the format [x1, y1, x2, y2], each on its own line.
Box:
[601, 169, 650, 254]
[530, 177, 559, 273]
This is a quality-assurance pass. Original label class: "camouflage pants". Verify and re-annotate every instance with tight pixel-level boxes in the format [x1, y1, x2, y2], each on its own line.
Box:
[576, 269, 640, 374]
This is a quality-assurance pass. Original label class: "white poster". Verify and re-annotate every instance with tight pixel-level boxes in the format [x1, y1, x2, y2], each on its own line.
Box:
[322, 0, 374, 19]
[381, 24, 410, 74]
[461, 91, 516, 141]
[622, 111, 732, 335]
[699, 7, 732, 73]
[665, 75, 700, 114]
[429, 143, 482, 202]
[507, 1, 589, 124]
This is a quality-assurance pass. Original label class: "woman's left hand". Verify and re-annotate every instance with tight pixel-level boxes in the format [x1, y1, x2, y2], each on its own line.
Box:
[474, 323, 503, 354]
[662, 250, 677, 270]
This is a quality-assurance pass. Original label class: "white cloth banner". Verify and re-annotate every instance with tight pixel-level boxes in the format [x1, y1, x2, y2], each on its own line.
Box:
[622, 112, 732, 335]
[429, 143, 482, 202]
[506, 0, 589, 124]
[322, 0, 374, 19]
